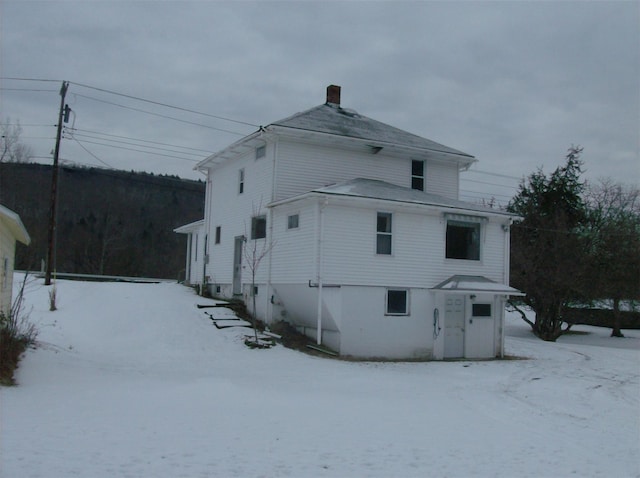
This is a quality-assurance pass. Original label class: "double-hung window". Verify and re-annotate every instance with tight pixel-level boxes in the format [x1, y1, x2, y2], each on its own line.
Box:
[376, 212, 392, 255]
[238, 169, 245, 194]
[411, 160, 425, 191]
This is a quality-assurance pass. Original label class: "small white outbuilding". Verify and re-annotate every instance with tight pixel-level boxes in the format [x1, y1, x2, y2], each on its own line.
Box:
[0, 205, 31, 316]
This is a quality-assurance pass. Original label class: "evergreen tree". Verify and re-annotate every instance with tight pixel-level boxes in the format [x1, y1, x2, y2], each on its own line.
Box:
[507, 147, 589, 341]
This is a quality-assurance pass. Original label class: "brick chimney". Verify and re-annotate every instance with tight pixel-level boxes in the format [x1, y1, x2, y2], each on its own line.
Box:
[326, 85, 341, 106]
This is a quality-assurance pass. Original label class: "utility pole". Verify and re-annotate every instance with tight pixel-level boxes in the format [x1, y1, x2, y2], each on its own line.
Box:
[45, 81, 69, 286]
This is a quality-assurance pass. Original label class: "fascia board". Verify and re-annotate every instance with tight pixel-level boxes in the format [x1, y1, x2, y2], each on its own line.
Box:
[269, 191, 517, 221]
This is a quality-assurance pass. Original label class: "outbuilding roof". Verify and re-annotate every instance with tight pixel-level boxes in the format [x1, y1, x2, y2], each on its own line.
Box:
[0, 204, 31, 245]
[431, 275, 524, 296]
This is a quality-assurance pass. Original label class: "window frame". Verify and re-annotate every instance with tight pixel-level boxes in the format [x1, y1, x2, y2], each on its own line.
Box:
[251, 215, 267, 240]
[472, 303, 492, 317]
[238, 168, 245, 194]
[445, 220, 481, 261]
[385, 289, 409, 316]
[376, 212, 393, 255]
[287, 213, 299, 230]
[411, 159, 425, 191]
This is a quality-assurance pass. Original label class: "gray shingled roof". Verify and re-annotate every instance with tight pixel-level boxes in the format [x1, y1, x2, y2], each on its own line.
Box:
[310, 178, 514, 217]
[270, 104, 474, 159]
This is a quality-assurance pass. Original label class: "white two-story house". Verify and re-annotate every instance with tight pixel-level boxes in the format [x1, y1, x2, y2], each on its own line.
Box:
[177, 85, 522, 360]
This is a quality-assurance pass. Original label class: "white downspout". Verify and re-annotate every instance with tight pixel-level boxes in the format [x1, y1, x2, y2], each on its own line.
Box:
[316, 197, 327, 345]
[500, 218, 513, 358]
[265, 138, 277, 324]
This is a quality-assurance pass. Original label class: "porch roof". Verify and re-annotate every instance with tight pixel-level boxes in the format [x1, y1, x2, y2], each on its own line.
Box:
[431, 275, 524, 296]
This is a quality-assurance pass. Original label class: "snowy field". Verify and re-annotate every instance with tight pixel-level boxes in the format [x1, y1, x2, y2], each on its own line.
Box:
[2, 275, 639, 478]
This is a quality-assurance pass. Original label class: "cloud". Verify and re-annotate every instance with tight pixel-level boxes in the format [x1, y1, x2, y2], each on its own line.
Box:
[1, 0, 637, 191]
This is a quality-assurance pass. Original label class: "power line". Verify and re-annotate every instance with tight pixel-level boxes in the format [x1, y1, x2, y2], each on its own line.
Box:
[71, 92, 249, 136]
[64, 137, 201, 162]
[0, 87, 58, 93]
[69, 81, 259, 128]
[66, 127, 213, 154]
[69, 136, 115, 169]
[65, 130, 204, 158]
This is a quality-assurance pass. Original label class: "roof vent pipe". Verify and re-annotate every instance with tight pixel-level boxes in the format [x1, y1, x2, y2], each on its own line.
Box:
[326, 85, 341, 106]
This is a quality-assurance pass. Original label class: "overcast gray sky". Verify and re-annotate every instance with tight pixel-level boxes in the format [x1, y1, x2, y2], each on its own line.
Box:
[1, 0, 638, 204]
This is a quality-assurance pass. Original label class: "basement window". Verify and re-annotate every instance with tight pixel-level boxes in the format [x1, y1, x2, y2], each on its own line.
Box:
[386, 289, 408, 315]
[251, 215, 267, 240]
[446, 221, 480, 260]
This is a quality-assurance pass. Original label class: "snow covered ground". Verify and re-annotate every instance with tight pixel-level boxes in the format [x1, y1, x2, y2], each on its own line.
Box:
[2, 275, 639, 477]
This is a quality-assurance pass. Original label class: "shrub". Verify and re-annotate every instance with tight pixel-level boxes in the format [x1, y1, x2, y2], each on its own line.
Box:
[0, 275, 38, 385]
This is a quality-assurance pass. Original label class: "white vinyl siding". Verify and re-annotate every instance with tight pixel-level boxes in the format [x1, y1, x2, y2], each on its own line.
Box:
[275, 139, 408, 201]
[205, 148, 274, 284]
[270, 202, 316, 283]
[275, 139, 461, 202]
[317, 201, 505, 288]
[426, 161, 458, 199]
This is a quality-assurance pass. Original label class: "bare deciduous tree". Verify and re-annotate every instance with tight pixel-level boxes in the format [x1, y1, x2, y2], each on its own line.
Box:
[1, 119, 33, 163]
[243, 202, 275, 345]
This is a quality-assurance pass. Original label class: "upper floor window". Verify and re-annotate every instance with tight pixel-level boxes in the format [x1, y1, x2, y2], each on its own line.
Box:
[238, 169, 245, 194]
[376, 212, 392, 255]
[446, 220, 480, 260]
[287, 214, 299, 230]
[251, 215, 267, 240]
[411, 160, 424, 191]
[255, 145, 266, 159]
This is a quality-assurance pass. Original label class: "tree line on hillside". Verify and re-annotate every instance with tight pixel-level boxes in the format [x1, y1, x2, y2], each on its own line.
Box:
[508, 147, 640, 340]
[0, 162, 205, 279]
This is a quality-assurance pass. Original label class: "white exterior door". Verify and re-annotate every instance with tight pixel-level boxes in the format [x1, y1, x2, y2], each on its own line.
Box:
[233, 236, 243, 295]
[444, 295, 465, 358]
[465, 298, 495, 358]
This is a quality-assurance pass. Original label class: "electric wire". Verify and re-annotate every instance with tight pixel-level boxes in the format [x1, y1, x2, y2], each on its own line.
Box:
[71, 92, 250, 136]
[66, 127, 213, 154]
[66, 130, 205, 158]
[69, 81, 259, 128]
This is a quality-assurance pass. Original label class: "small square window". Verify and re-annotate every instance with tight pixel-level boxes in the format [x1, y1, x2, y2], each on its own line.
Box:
[376, 212, 392, 255]
[215, 226, 221, 244]
[386, 289, 408, 315]
[251, 215, 267, 240]
[287, 214, 299, 229]
[472, 303, 492, 317]
[256, 145, 266, 159]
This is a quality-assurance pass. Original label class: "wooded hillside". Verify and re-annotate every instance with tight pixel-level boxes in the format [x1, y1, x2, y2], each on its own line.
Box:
[0, 162, 205, 279]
